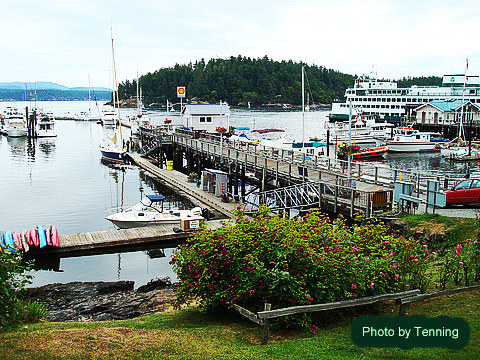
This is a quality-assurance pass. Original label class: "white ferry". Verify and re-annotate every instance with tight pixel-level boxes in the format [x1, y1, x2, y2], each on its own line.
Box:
[329, 74, 480, 123]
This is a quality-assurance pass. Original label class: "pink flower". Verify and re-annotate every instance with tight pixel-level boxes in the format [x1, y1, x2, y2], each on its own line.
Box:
[384, 240, 390, 244]
[379, 272, 383, 275]
[351, 284, 357, 290]
[365, 256, 370, 263]
[474, 241, 478, 244]
[307, 297, 313, 302]
[353, 294, 358, 298]
[459, 262, 464, 266]
[370, 281, 375, 288]
[389, 251, 394, 257]
[395, 274, 399, 279]
[457, 244, 463, 250]
[393, 262, 398, 270]
[414, 258, 418, 262]
[456, 250, 460, 256]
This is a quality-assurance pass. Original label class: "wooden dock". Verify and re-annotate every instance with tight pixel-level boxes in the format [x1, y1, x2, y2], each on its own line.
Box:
[127, 152, 239, 218]
[31, 220, 225, 258]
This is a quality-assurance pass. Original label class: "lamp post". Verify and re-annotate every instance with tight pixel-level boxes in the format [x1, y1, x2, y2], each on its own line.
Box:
[347, 98, 352, 185]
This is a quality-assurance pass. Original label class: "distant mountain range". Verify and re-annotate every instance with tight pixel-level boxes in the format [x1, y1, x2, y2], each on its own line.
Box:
[0, 82, 111, 92]
[0, 82, 112, 101]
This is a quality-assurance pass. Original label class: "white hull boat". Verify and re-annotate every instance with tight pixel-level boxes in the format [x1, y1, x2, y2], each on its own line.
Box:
[36, 112, 57, 137]
[385, 127, 447, 153]
[105, 195, 203, 229]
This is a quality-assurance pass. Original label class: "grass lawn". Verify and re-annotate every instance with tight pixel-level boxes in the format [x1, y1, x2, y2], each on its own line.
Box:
[1, 290, 479, 360]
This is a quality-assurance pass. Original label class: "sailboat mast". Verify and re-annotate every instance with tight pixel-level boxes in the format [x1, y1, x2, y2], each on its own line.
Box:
[111, 30, 123, 148]
[302, 65, 305, 146]
[136, 70, 140, 115]
[459, 62, 467, 142]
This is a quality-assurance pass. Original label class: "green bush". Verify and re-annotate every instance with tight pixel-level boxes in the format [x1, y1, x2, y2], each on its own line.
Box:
[20, 300, 50, 323]
[0, 249, 33, 327]
[171, 208, 428, 313]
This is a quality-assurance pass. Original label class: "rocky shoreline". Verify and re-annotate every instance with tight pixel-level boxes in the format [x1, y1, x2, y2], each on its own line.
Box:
[22, 277, 176, 322]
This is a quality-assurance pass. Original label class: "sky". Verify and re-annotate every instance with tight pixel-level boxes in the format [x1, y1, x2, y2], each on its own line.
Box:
[1, 0, 480, 89]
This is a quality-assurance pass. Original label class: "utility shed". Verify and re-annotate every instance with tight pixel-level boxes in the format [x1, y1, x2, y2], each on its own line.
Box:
[182, 103, 230, 133]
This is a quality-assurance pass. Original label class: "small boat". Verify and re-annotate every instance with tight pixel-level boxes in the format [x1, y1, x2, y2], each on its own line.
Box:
[385, 127, 448, 153]
[36, 112, 57, 137]
[105, 194, 203, 229]
[351, 146, 389, 159]
[99, 140, 125, 163]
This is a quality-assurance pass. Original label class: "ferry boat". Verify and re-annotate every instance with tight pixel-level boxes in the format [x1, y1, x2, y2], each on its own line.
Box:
[385, 127, 448, 153]
[329, 74, 480, 123]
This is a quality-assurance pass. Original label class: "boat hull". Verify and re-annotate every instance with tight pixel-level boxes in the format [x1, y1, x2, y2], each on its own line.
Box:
[107, 218, 181, 229]
[385, 142, 439, 153]
[7, 128, 27, 137]
[100, 148, 125, 163]
[352, 146, 389, 159]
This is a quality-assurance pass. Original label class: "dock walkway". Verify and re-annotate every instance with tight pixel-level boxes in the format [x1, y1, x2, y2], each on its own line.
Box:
[41, 220, 225, 257]
[127, 152, 238, 218]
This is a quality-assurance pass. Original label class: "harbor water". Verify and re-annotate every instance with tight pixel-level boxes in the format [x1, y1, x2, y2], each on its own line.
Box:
[0, 101, 478, 288]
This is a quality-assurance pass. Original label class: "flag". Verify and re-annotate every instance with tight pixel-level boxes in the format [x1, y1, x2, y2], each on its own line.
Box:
[466, 58, 469, 71]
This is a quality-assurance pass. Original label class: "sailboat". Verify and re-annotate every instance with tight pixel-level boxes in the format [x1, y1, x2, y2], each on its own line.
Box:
[99, 31, 126, 164]
[131, 74, 151, 136]
[440, 59, 478, 160]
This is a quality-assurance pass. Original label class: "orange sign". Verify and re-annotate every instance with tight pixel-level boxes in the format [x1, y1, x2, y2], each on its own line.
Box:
[177, 86, 186, 98]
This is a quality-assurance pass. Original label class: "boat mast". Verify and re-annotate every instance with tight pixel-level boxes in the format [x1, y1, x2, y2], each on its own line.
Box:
[136, 70, 140, 116]
[88, 74, 92, 116]
[111, 29, 123, 149]
[459, 60, 467, 143]
[302, 65, 305, 146]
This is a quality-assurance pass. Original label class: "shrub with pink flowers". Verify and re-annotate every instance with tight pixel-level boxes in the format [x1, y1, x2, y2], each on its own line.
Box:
[170, 207, 428, 313]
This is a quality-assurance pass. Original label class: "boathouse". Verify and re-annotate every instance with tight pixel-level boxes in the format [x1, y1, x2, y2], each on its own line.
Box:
[182, 103, 230, 133]
[414, 100, 480, 125]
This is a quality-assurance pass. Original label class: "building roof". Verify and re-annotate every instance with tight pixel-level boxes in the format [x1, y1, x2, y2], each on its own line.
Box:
[183, 104, 230, 116]
[414, 100, 480, 112]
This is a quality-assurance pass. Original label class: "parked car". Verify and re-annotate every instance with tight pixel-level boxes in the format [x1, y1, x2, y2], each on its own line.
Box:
[444, 178, 480, 205]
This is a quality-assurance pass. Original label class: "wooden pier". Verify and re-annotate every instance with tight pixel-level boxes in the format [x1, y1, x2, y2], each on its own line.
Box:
[31, 220, 225, 258]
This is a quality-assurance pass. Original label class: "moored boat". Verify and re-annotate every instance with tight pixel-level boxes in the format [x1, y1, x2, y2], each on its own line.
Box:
[351, 146, 389, 159]
[385, 127, 447, 153]
[105, 194, 203, 229]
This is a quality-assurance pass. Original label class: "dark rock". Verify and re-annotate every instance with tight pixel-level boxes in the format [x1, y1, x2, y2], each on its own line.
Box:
[96, 281, 134, 294]
[22, 279, 176, 323]
[137, 277, 171, 293]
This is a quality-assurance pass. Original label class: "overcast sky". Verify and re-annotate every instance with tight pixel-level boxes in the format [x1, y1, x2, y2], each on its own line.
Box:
[1, 0, 479, 88]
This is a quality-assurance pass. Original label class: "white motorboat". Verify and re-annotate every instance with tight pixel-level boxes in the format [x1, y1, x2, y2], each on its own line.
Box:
[105, 194, 203, 229]
[3, 107, 27, 137]
[36, 112, 57, 137]
[385, 127, 448, 152]
[101, 108, 117, 126]
[321, 117, 392, 145]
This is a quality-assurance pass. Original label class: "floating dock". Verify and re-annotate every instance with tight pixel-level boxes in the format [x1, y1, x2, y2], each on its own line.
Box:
[29, 220, 225, 258]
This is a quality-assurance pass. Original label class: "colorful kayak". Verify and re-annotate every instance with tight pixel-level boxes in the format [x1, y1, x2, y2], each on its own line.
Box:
[4, 231, 14, 248]
[30, 228, 39, 247]
[45, 226, 52, 246]
[21, 231, 29, 253]
[12, 231, 23, 251]
[38, 226, 47, 248]
[25, 230, 33, 246]
[51, 225, 59, 247]
[0, 231, 5, 250]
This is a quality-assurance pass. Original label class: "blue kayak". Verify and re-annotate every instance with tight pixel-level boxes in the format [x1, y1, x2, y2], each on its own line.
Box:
[38, 226, 47, 248]
[4, 231, 14, 248]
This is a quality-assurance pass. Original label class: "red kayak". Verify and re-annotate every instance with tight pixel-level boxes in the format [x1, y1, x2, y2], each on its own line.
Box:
[50, 225, 59, 247]
[352, 146, 389, 159]
[30, 228, 39, 247]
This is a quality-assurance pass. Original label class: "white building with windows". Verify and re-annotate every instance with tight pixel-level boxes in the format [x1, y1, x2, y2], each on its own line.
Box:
[182, 103, 230, 133]
[414, 100, 480, 125]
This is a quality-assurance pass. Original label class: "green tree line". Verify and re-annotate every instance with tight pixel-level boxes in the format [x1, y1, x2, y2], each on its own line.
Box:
[117, 56, 442, 106]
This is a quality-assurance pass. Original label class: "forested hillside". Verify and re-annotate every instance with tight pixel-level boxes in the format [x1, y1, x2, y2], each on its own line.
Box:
[119, 56, 355, 106]
[117, 56, 443, 107]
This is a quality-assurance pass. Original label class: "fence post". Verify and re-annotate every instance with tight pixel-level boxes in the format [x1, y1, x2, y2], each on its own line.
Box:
[262, 303, 272, 344]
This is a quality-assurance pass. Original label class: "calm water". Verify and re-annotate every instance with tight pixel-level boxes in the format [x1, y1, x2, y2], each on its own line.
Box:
[0, 101, 478, 288]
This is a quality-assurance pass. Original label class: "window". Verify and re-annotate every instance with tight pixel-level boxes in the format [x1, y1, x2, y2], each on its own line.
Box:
[454, 179, 472, 190]
[206, 117, 212, 123]
[200, 117, 206, 123]
[471, 179, 480, 188]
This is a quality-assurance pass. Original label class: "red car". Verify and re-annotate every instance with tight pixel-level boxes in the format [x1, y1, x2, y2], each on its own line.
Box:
[445, 178, 480, 205]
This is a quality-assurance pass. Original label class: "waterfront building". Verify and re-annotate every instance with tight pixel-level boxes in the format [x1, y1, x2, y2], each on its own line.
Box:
[182, 103, 230, 133]
[414, 100, 480, 126]
[329, 74, 480, 123]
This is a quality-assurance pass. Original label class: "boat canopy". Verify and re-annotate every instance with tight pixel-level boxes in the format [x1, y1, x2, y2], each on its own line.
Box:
[146, 194, 165, 202]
